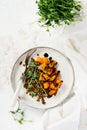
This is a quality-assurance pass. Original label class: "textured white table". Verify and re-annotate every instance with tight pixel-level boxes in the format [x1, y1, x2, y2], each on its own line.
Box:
[0, 0, 87, 130]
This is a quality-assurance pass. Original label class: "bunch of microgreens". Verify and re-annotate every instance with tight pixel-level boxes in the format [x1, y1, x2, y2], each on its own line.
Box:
[36, 0, 82, 30]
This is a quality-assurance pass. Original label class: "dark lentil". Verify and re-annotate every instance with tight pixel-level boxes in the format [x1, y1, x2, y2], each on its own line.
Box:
[23, 64, 26, 67]
[37, 53, 39, 56]
[58, 70, 60, 74]
[19, 61, 22, 65]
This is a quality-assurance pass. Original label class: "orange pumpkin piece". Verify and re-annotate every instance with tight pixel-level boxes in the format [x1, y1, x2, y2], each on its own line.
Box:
[39, 73, 45, 81]
[58, 81, 63, 87]
[56, 79, 62, 84]
[36, 56, 50, 64]
[36, 56, 43, 64]
[41, 63, 46, 69]
[50, 75, 56, 81]
[43, 74, 49, 80]
[46, 68, 53, 75]
[42, 57, 50, 64]
[43, 82, 49, 89]
[49, 90, 56, 95]
[49, 60, 57, 68]
[50, 83, 55, 89]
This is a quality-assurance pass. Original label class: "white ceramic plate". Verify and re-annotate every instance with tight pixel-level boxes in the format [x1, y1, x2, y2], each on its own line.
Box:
[11, 47, 75, 109]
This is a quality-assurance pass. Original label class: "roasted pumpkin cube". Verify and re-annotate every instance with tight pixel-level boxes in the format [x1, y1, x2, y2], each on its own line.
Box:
[50, 75, 56, 81]
[42, 57, 50, 64]
[46, 68, 53, 75]
[49, 90, 56, 95]
[43, 82, 49, 89]
[41, 63, 46, 69]
[56, 79, 62, 84]
[36, 56, 43, 64]
[43, 74, 49, 80]
[58, 81, 63, 87]
[39, 73, 45, 81]
[49, 60, 57, 68]
[50, 83, 55, 89]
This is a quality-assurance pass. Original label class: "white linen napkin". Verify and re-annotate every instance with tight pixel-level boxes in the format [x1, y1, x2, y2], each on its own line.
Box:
[35, 93, 80, 130]
[18, 91, 80, 130]
[64, 30, 87, 109]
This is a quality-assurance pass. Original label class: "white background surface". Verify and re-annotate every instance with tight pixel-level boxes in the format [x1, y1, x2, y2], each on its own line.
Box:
[0, 0, 87, 130]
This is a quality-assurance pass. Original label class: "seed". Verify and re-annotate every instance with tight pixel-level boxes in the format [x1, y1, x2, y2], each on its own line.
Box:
[44, 53, 49, 57]
[49, 57, 52, 60]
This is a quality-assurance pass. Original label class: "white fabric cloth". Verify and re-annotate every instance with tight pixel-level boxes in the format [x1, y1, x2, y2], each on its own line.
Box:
[34, 94, 80, 130]
[64, 30, 87, 109]
[10, 92, 80, 130]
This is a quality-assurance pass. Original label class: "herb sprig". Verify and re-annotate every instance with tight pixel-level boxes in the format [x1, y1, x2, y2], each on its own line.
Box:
[10, 107, 25, 124]
[36, 0, 82, 28]
[10, 102, 32, 124]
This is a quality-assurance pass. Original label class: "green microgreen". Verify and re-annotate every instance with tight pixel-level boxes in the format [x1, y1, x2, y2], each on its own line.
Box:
[28, 83, 33, 88]
[29, 61, 37, 68]
[25, 70, 33, 77]
[32, 72, 39, 79]
[29, 91, 37, 97]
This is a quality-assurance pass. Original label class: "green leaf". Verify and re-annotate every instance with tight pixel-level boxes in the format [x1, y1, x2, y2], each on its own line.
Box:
[38, 85, 43, 89]
[29, 91, 37, 97]
[75, 5, 82, 11]
[17, 119, 23, 124]
[32, 72, 39, 79]
[43, 93, 48, 97]
[28, 83, 33, 88]
[29, 61, 37, 68]
[21, 111, 24, 116]
[25, 70, 33, 77]
[10, 111, 16, 114]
